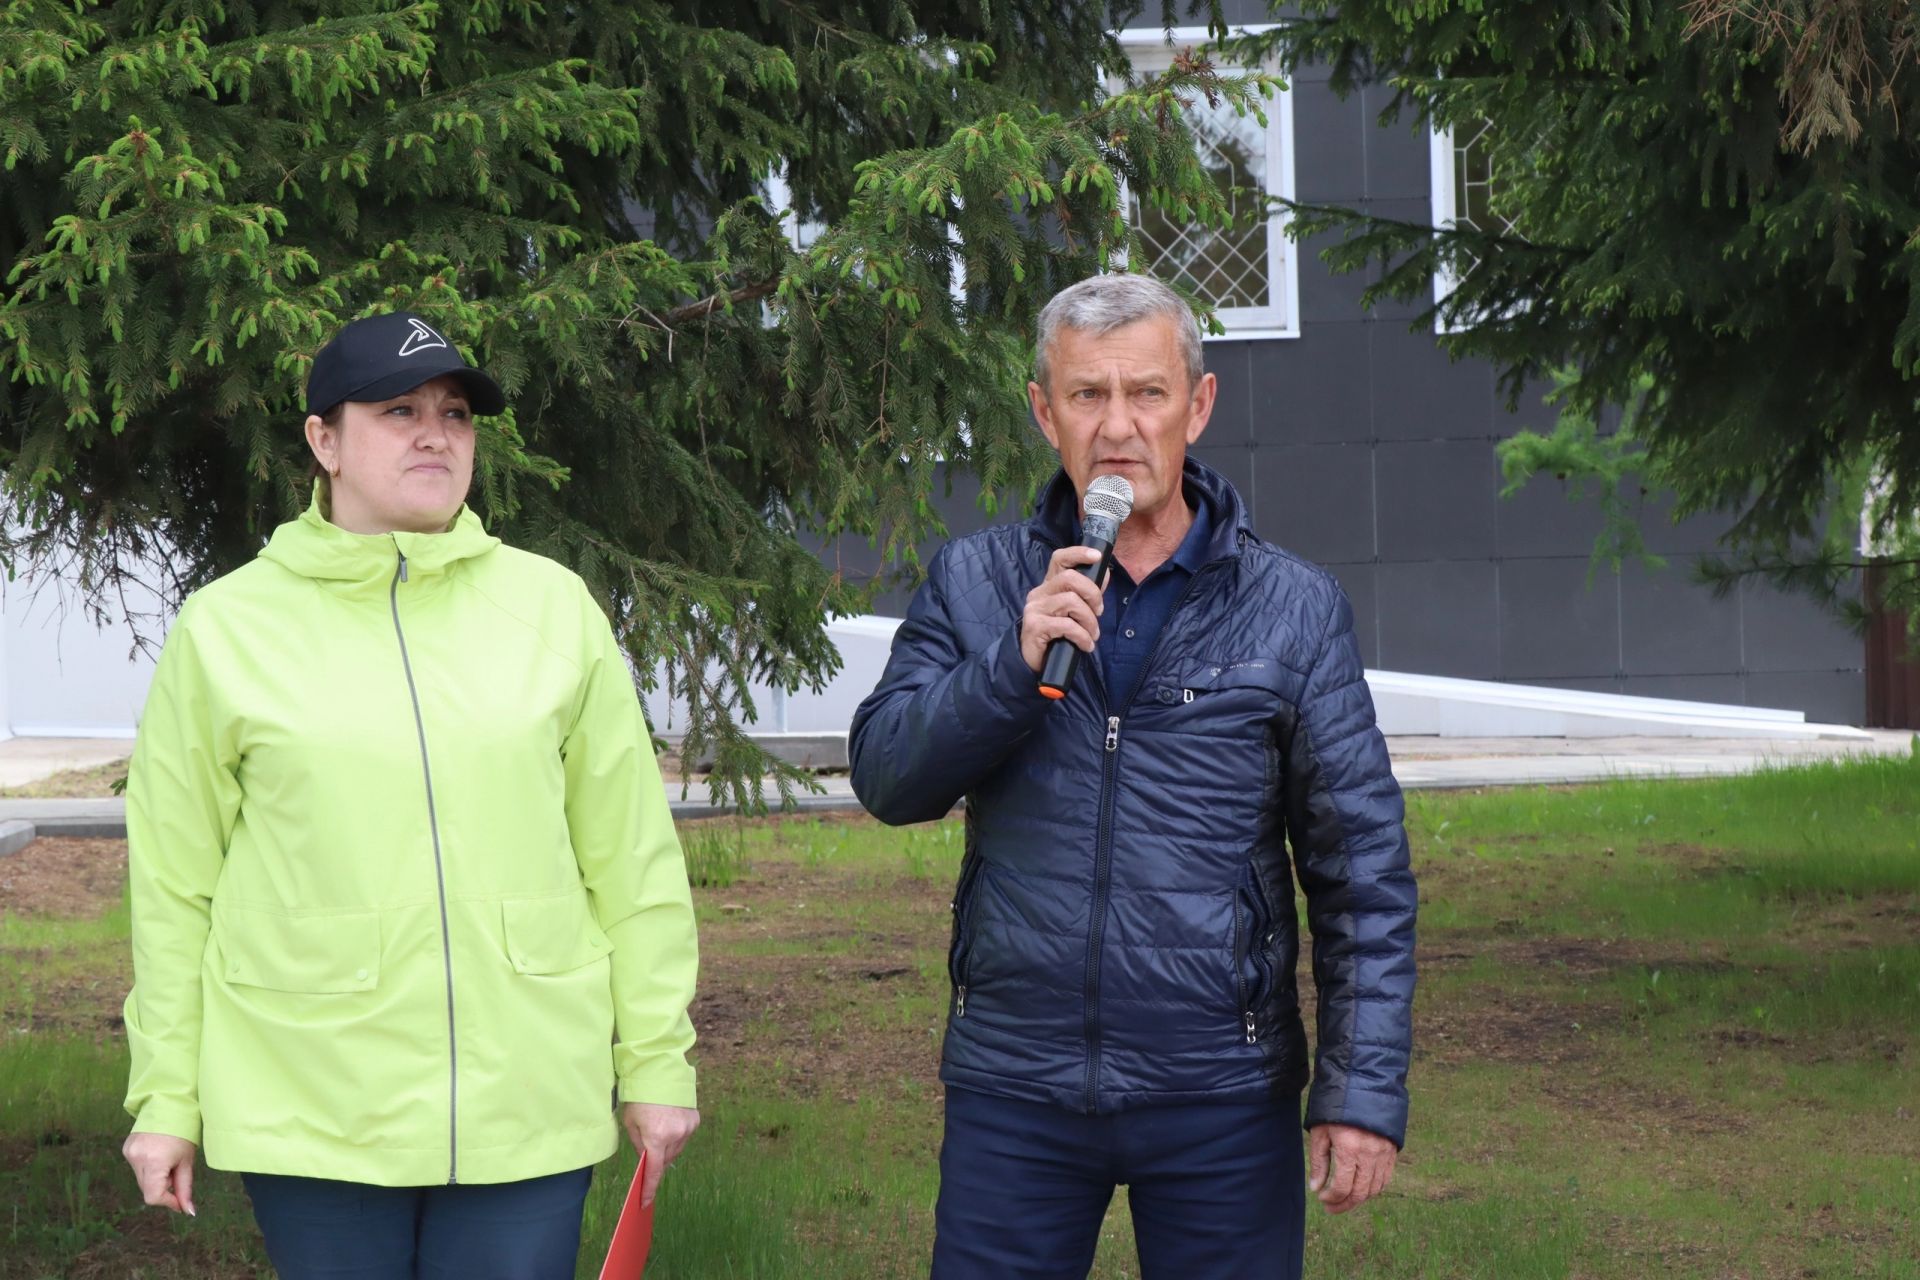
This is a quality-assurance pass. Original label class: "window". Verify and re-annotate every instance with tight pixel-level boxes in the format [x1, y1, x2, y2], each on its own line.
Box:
[1428, 119, 1520, 332]
[1114, 27, 1298, 340]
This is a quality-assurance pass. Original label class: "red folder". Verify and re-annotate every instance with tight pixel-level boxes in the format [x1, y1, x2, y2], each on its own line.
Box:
[597, 1152, 655, 1279]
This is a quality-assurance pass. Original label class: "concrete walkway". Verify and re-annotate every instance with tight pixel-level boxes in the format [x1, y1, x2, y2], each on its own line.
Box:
[0, 737, 130, 789]
[1, 729, 1910, 844]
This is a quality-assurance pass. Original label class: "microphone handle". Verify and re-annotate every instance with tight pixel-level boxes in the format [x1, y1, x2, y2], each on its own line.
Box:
[1037, 536, 1117, 700]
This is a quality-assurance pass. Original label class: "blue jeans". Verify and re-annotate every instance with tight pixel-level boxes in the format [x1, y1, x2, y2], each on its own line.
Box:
[241, 1166, 592, 1280]
[932, 1087, 1306, 1280]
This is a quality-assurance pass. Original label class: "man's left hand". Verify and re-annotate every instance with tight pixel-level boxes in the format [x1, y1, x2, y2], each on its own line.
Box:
[621, 1102, 700, 1208]
[1308, 1123, 1397, 1214]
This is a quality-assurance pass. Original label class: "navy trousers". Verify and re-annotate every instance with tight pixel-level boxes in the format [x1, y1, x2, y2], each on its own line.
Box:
[932, 1086, 1307, 1280]
[241, 1165, 593, 1280]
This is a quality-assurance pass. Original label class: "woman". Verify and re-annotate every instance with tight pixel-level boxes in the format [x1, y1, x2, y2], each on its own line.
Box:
[120, 311, 699, 1279]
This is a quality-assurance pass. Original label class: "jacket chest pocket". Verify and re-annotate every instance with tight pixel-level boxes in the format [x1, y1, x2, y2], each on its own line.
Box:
[214, 904, 381, 994]
[501, 891, 612, 975]
[1149, 660, 1293, 725]
[1148, 660, 1291, 799]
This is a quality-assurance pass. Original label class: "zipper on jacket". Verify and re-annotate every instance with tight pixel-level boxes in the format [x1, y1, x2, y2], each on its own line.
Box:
[1081, 560, 1221, 1113]
[1233, 893, 1255, 1044]
[391, 545, 461, 1185]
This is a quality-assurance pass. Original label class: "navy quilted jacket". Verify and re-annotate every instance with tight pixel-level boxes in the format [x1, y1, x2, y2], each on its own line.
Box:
[849, 459, 1417, 1145]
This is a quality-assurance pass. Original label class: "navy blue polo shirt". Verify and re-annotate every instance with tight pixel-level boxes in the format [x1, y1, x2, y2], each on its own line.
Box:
[1092, 492, 1212, 704]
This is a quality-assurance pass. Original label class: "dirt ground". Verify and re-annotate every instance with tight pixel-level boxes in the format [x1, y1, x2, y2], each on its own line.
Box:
[0, 837, 128, 917]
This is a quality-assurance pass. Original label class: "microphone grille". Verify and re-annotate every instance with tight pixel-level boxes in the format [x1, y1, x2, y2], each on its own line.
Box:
[1083, 474, 1135, 524]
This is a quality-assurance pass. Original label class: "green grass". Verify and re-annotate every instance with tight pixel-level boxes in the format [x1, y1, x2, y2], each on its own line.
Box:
[3, 755, 1918, 1278]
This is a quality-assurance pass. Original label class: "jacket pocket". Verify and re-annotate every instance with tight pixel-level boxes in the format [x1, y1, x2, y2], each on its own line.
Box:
[214, 904, 381, 994]
[501, 891, 613, 975]
[1163, 659, 1291, 704]
[1234, 868, 1278, 1042]
[948, 854, 987, 1016]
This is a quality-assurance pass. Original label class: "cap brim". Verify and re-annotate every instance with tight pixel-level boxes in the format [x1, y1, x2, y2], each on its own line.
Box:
[315, 361, 507, 417]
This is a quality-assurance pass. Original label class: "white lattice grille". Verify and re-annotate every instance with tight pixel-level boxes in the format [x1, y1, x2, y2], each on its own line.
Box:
[1450, 119, 1518, 276]
[1131, 95, 1273, 310]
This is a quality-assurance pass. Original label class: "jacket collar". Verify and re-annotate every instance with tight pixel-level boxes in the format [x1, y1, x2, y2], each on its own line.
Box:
[258, 489, 501, 583]
[1030, 455, 1249, 564]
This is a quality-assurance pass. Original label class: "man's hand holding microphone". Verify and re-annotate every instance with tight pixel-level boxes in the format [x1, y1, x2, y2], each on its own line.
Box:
[1023, 474, 1134, 693]
[1020, 544, 1106, 674]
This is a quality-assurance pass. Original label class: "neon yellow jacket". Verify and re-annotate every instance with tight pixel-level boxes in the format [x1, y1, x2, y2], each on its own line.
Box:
[123, 494, 697, 1186]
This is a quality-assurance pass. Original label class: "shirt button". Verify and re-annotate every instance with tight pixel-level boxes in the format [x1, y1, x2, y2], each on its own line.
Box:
[355, 968, 370, 982]
[1124, 628, 1136, 638]
[1121, 595, 1130, 605]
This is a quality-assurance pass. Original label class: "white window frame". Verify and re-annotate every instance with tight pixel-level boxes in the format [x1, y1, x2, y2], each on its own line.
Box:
[1429, 121, 1523, 335]
[1428, 125, 1465, 332]
[1113, 25, 1300, 341]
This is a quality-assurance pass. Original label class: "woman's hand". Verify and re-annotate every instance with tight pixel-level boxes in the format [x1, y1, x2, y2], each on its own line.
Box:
[620, 1102, 700, 1208]
[123, 1131, 198, 1215]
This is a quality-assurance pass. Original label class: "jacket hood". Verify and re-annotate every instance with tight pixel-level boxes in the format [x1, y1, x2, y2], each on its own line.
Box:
[1031, 454, 1249, 563]
[259, 489, 501, 582]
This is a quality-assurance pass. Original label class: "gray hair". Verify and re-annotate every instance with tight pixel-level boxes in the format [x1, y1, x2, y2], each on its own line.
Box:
[1034, 274, 1205, 390]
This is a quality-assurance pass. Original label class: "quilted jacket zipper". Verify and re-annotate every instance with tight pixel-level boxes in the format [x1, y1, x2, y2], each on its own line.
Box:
[390, 545, 460, 1184]
[1081, 559, 1222, 1113]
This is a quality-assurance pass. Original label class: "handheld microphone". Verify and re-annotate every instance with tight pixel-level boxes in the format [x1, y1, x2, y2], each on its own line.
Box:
[1038, 474, 1135, 700]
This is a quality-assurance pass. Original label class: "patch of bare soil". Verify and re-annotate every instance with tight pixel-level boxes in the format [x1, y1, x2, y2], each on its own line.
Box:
[0, 837, 127, 918]
[58, 1211, 263, 1280]
[1410, 936, 1696, 1068]
[691, 857, 951, 1102]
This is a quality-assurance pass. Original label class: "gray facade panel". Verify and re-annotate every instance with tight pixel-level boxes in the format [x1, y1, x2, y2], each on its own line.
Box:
[1248, 323, 1371, 444]
[1496, 474, 1611, 559]
[1740, 578, 1861, 673]
[1295, 227, 1376, 325]
[1292, 80, 1367, 203]
[1619, 563, 1744, 676]
[1377, 561, 1501, 678]
[1254, 443, 1374, 563]
[1374, 441, 1498, 561]
[1199, 340, 1256, 444]
[1745, 671, 1863, 726]
[1370, 325, 1497, 441]
[1358, 199, 1439, 324]
[1360, 86, 1431, 200]
[1637, 492, 1739, 556]
[1498, 559, 1621, 680]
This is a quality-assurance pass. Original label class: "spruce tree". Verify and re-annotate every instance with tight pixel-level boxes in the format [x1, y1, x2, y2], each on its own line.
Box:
[0, 1, 1278, 802]
[1238, 0, 1920, 627]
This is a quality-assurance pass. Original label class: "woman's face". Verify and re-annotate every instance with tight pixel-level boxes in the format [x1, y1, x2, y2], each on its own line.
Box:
[305, 375, 476, 535]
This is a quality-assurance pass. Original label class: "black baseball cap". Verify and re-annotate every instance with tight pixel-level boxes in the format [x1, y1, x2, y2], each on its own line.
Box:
[304, 311, 507, 417]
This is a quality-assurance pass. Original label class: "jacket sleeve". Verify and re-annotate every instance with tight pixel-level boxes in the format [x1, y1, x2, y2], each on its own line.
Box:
[1282, 584, 1417, 1148]
[849, 543, 1052, 825]
[123, 602, 242, 1143]
[563, 585, 698, 1109]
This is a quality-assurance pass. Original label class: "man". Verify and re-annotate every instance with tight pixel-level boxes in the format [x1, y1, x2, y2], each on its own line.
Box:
[849, 273, 1417, 1279]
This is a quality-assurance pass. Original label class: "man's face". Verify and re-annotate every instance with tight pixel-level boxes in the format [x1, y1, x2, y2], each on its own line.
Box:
[1028, 315, 1216, 521]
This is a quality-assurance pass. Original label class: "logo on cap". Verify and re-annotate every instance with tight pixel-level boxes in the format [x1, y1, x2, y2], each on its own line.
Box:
[398, 319, 449, 358]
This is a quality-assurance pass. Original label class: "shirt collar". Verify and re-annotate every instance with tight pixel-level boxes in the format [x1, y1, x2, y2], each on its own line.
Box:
[1075, 484, 1213, 583]
[1168, 491, 1212, 576]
